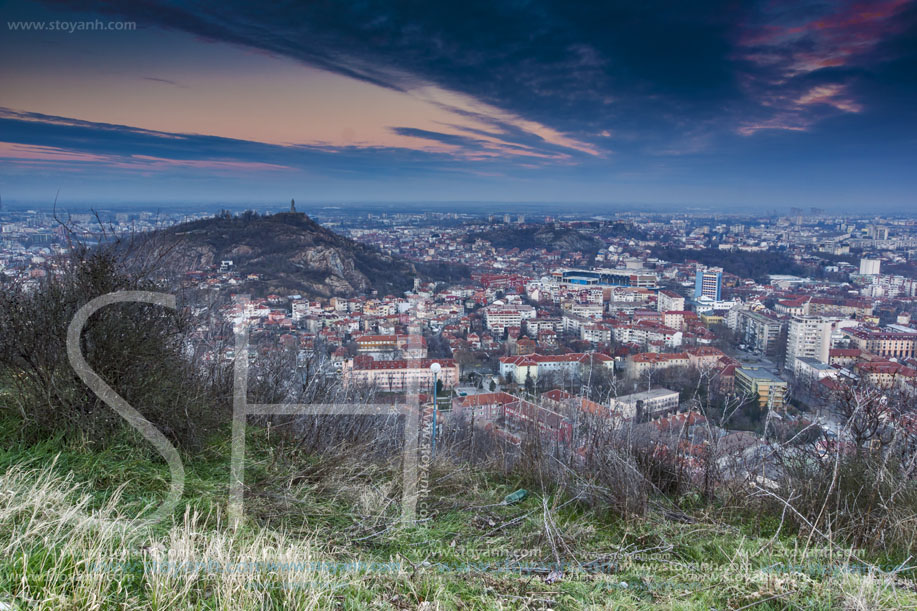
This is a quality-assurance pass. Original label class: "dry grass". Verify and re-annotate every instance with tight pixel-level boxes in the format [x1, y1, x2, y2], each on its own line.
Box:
[3, 457, 917, 610]
[0, 461, 338, 609]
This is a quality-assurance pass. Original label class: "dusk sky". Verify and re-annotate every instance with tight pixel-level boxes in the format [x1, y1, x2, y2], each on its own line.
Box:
[1, 0, 916, 209]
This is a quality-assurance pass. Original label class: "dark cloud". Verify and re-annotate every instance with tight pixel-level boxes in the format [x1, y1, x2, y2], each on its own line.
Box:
[39, 1, 746, 145]
[0, 107, 521, 176]
[41, 0, 916, 151]
[142, 76, 184, 87]
[390, 127, 485, 149]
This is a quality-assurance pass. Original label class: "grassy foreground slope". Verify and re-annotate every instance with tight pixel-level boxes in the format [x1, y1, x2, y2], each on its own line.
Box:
[1, 416, 915, 610]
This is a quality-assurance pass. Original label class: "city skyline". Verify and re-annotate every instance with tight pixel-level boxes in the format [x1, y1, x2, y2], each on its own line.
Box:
[1, 0, 916, 209]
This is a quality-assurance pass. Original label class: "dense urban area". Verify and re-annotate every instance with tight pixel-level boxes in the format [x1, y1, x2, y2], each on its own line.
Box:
[5, 204, 917, 484]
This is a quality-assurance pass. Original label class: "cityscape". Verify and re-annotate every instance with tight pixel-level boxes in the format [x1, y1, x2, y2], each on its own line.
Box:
[2, 0, 917, 608]
[5, 204, 917, 468]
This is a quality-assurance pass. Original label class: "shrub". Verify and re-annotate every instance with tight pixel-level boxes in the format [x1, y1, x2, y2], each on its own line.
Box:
[0, 241, 227, 449]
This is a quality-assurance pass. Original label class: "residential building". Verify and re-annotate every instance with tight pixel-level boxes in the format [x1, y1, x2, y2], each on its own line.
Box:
[484, 304, 536, 334]
[452, 391, 517, 421]
[734, 310, 785, 356]
[627, 352, 689, 378]
[854, 361, 917, 389]
[793, 357, 838, 383]
[342, 355, 459, 392]
[859, 258, 881, 275]
[581, 323, 612, 344]
[828, 348, 861, 368]
[657, 290, 685, 313]
[353, 334, 427, 359]
[499, 352, 614, 385]
[612, 388, 680, 419]
[735, 367, 787, 408]
[685, 346, 727, 369]
[842, 325, 917, 359]
[785, 316, 833, 371]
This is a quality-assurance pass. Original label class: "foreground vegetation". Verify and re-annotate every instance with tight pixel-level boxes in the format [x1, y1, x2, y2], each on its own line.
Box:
[1, 412, 915, 610]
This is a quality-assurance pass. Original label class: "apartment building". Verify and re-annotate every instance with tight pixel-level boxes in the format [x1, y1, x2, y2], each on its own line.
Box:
[612, 388, 680, 419]
[612, 322, 683, 349]
[733, 309, 785, 356]
[808, 297, 873, 318]
[685, 346, 727, 369]
[353, 334, 428, 359]
[525, 317, 562, 335]
[341, 355, 459, 392]
[662, 310, 697, 332]
[452, 391, 517, 421]
[785, 316, 834, 371]
[828, 348, 861, 368]
[735, 367, 787, 408]
[626, 352, 689, 378]
[859, 258, 881, 275]
[842, 325, 917, 359]
[854, 361, 917, 389]
[499, 352, 614, 384]
[581, 323, 613, 344]
[657, 289, 685, 313]
[484, 304, 536, 333]
[568, 302, 604, 320]
[793, 357, 838, 383]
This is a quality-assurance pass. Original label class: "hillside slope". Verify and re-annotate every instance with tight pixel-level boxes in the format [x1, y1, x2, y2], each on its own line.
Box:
[148, 211, 465, 298]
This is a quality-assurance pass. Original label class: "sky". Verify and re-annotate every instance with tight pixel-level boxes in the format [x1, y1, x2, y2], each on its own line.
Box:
[1, 0, 915, 210]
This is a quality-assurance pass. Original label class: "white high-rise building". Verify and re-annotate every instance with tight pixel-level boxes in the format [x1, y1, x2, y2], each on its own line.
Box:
[786, 316, 832, 371]
[657, 290, 685, 313]
[785, 316, 857, 372]
[859, 258, 881, 275]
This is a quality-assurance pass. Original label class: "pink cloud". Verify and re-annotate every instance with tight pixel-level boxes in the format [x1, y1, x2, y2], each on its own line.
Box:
[737, 116, 811, 136]
[794, 84, 863, 113]
[733, 0, 911, 135]
[128, 155, 293, 171]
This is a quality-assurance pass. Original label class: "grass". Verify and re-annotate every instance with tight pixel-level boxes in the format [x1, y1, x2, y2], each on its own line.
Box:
[1, 414, 916, 609]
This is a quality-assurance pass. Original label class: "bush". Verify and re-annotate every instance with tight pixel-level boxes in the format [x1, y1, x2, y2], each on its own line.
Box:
[774, 444, 917, 556]
[0, 241, 227, 449]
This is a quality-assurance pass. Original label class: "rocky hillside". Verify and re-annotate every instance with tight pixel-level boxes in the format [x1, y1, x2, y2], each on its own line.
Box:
[147, 211, 466, 298]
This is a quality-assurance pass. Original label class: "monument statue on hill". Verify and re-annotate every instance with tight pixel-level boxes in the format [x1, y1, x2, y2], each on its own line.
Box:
[290, 198, 296, 213]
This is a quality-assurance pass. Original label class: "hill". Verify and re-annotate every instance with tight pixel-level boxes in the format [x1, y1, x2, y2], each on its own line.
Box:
[147, 211, 467, 298]
[467, 224, 604, 256]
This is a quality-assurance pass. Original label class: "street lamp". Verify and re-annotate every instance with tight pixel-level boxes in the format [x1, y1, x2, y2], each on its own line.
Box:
[430, 362, 441, 458]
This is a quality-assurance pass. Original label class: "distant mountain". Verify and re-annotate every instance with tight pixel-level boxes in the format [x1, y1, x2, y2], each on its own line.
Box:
[466, 224, 604, 255]
[145, 211, 467, 298]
